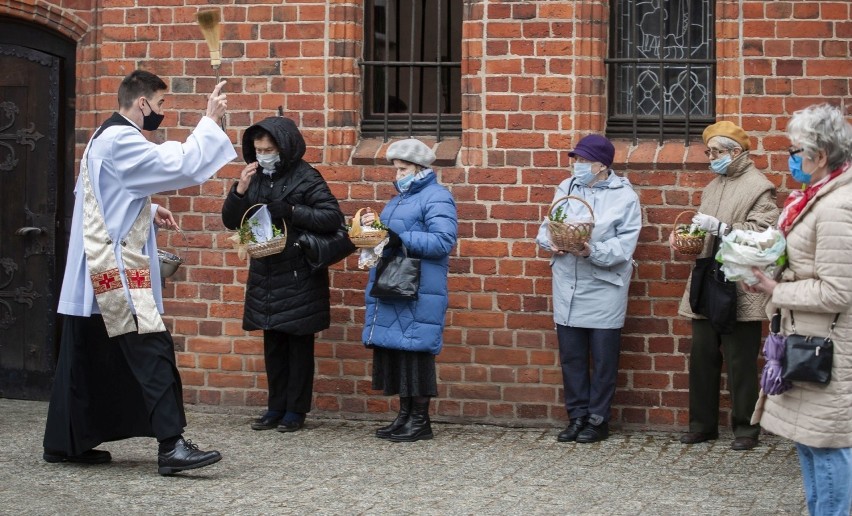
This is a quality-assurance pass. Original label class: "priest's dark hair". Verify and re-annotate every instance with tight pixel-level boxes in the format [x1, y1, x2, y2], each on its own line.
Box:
[117, 70, 167, 109]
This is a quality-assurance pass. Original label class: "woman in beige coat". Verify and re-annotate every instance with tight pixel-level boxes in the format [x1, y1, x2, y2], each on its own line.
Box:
[748, 104, 852, 516]
[676, 121, 779, 451]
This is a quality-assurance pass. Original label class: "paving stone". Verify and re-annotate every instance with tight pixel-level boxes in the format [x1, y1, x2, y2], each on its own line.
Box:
[0, 399, 805, 515]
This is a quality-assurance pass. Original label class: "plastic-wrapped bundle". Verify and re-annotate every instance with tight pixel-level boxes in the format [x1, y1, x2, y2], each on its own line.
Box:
[716, 227, 786, 285]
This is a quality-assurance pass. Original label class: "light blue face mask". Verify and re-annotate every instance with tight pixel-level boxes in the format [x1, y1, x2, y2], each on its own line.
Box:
[789, 154, 811, 184]
[256, 153, 280, 174]
[572, 162, 597, 185]
[396, 173, 416, 192]
[709, 154, 732, 175]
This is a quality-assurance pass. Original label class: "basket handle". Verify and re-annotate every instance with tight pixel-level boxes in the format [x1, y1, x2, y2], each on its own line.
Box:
[350, 207, 366, 237]
[239, 203, 288, 242]
[548, 195, 595, 222]
[672, 210, 697, 233]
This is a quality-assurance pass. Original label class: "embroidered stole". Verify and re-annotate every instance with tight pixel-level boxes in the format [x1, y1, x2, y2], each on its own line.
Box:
[80, 143, 166, 337]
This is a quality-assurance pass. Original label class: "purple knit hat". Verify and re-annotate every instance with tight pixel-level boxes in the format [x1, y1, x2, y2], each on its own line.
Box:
[568, 134, 615, 167]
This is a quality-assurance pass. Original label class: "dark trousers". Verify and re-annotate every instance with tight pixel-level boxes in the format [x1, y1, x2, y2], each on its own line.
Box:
[263, 330, 315, 414]
[44, 315, 186, 455]
[557, 325, 622, 422]
[688, 319, 761, 438]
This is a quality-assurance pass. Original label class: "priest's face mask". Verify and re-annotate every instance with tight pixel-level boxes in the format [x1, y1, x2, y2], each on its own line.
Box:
[139, 91, 166, 131]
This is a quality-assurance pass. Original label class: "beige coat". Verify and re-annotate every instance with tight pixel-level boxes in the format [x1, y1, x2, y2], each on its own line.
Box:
[678, 153, 780, 321]
[754, 170, 852, 449]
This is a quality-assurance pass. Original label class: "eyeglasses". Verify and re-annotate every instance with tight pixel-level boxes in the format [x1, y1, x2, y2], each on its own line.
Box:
[788, 147, 804, 157]
[703, 148, 730, 158]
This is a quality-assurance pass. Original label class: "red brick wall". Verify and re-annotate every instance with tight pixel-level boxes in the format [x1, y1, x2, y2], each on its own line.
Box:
[2, 0, 850, 428]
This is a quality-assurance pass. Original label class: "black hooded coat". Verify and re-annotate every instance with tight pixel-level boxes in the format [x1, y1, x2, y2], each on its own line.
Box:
[221, 117, 343, 334]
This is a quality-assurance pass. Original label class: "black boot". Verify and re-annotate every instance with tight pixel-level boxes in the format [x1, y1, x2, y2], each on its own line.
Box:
[376, 397, 412, 439]
[389, 398, 433, 442]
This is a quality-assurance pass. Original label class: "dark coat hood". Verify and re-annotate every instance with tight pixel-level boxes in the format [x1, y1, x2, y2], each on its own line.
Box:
[242, 116, 306, 172]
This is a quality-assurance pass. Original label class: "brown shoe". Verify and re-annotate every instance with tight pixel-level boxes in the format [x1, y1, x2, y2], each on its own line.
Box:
[679, 431, 718, 444]
[731, 436, 758, 450]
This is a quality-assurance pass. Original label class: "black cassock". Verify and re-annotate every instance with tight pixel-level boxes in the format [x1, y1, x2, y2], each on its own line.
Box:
[43, 315, 186, 455]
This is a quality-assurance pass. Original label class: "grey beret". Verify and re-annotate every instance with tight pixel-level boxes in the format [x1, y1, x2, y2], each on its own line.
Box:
[385, 138, 436, 168]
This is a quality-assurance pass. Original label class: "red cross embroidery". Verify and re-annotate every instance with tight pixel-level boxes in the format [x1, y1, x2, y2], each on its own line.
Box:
[98, 273, 116, 290]
[92, 268, 121, 295]
[127, 269, 151, 289]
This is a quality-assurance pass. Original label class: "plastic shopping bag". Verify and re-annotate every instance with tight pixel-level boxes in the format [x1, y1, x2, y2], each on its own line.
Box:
[716, 228, 786, 285]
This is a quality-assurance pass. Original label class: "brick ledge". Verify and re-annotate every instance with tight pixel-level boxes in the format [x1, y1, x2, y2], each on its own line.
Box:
[351, 137, 461, 167]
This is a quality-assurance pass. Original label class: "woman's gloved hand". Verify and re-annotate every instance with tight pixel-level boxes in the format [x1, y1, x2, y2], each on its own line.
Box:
[268, 201, 294, 222]
[692, 212, 727, 236]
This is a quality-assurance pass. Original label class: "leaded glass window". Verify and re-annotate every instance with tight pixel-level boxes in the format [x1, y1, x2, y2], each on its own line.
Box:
[361, 0, 462, 140]
[606, 0, 716, 143]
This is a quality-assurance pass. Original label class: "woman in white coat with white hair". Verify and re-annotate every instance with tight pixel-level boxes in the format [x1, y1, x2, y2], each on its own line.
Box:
[748, 103, 852, 516]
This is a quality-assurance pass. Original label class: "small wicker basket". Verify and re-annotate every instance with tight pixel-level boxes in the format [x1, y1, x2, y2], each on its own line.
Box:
[547, 195, 595, 252]
[348, 207, 387, 248]
[235, 203, 289, 259]
[671, 210, 706, 256]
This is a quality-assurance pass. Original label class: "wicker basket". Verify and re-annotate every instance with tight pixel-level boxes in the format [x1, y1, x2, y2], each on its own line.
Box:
[671, 210, 706, 256]
[236, 204, 289, 259]
[547, 196, 595, 252]
[348, 207, 387, 248]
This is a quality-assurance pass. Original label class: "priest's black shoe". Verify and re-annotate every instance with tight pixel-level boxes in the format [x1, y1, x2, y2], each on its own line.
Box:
[557, 416, 588, 443]
[157, 439, 221, 476]
[43, 448, 111, 464]
[576, 421, 609, 443]
[731, 436, 759, 450]
[251, 412, 283, 431]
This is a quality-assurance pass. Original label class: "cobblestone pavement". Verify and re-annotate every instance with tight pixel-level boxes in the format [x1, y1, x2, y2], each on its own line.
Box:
[0, 399, 805, 515]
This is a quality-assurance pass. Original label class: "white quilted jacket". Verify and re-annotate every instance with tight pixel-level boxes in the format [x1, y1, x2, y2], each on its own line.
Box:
[755, 168, 852, 448]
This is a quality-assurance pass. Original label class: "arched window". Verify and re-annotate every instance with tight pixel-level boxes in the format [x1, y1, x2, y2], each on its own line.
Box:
[605, 0, 716, 143]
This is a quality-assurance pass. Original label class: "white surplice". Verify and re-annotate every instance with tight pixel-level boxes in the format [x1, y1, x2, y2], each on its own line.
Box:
[58, 115, 237, 317]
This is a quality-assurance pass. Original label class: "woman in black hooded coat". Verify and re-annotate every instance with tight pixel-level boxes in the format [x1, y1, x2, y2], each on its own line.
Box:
[222, 116, 344, 432]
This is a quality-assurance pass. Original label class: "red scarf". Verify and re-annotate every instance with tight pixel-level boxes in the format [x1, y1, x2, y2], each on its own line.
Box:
[778, 165, 848, 235]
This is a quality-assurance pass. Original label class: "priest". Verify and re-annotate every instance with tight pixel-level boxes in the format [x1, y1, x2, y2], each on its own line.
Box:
[42, 70, 237, 475]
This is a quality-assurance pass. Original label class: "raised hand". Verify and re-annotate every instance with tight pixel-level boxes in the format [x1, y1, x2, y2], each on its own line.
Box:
[236, 162, 258, 195]
[206, 80, 228, 124]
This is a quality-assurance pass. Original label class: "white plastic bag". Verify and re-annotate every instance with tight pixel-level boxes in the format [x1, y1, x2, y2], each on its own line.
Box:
[716, 228, 786, 285]
[248, 205, 274, 243]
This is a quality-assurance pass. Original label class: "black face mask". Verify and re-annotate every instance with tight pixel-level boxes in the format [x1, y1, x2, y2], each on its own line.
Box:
[141, 99, 164, 131]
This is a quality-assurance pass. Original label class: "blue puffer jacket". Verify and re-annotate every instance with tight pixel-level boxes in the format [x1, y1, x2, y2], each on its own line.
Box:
[362, 171, 457, 354]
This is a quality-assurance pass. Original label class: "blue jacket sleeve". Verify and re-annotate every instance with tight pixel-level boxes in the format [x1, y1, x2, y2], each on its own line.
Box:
[399, 188, 457, 259]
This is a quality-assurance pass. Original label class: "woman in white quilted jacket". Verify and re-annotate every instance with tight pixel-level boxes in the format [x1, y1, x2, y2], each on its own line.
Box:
[748, 103, 852, 516]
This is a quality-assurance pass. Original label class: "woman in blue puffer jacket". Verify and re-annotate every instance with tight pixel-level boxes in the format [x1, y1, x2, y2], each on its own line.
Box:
[360, 138, 457, 442]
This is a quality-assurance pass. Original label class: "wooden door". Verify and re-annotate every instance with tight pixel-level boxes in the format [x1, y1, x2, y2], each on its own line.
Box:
[0, 21, 75, 399]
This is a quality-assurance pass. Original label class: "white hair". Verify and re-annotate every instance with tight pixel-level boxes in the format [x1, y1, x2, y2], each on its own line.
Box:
[787, 104, 852, 171]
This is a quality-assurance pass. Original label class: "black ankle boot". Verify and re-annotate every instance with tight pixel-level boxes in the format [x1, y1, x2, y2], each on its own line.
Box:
[389, 398, 433, 442]
[376, 397, 412, 439]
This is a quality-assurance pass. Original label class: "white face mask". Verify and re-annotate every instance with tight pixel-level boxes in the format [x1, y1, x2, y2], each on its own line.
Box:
[256, 153, 280, 173]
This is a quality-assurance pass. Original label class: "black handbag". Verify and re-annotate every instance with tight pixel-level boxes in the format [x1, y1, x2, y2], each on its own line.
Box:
[297, 225, 356, 274]
[781, 311, 838, 384]
[689, 238, 737, 334]
[369, 245, 420, 300]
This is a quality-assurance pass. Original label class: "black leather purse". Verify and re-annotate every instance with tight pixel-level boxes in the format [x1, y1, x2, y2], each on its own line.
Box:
[781, 311, 838, 384]
[369, 245, 420, 300]
[689, 238, 737, 334]
[297, 225, 356, 274]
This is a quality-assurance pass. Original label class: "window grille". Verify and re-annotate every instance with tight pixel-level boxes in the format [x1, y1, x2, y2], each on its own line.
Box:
[605, 0, 716, 144]
[361, 0, 462, 141]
